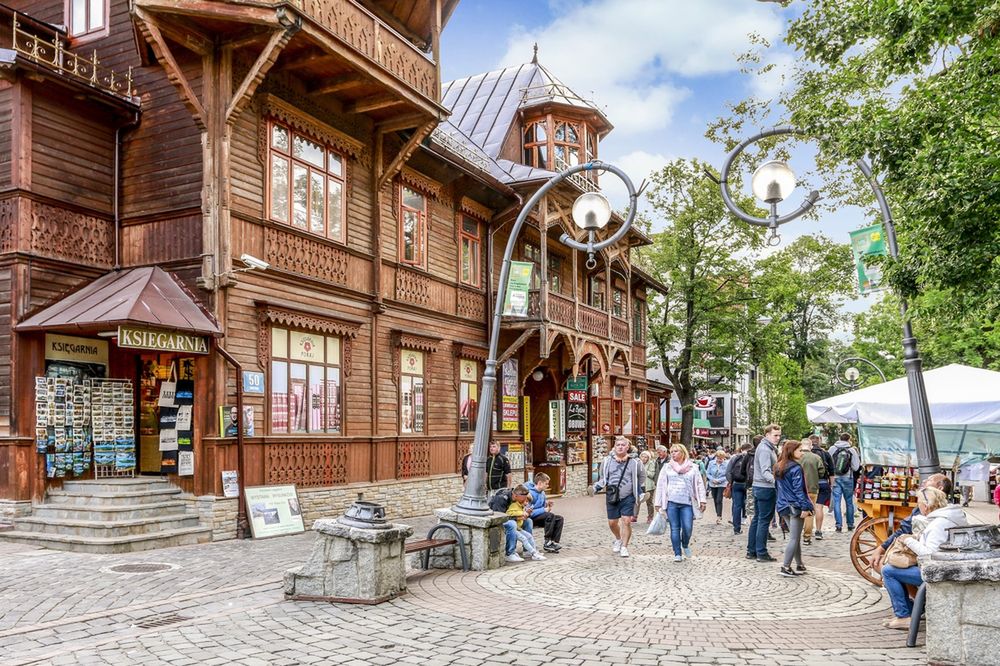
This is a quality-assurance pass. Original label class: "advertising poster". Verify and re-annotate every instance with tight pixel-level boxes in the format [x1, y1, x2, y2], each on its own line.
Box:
[221, 470, 240, 498]
[548, 400, 566, 440]
[502, 261, 534, 316]
[849, 223, 888, 295]
[500, 358, 519, 431]
[523, 396, 530, 442]
[244, 484, 305, 538]
[501, 397, 520, 431]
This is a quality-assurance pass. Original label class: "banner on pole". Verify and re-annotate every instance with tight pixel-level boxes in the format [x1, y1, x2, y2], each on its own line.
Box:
[502, 262, 535, 316]
[849, 224, 888, 295]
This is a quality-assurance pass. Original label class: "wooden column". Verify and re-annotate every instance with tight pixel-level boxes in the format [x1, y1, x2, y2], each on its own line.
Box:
[538, 194, 548, 321]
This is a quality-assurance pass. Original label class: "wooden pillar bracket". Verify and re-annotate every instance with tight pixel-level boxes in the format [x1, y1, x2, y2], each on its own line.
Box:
[134, 8, 207, 130]
[376, 120, 435, 191]
[225, 13, 301, 124]
[498, 328, 537, 365]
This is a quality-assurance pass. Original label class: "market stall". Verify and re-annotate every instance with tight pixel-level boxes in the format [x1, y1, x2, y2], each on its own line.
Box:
[807, 364, 1000, 584]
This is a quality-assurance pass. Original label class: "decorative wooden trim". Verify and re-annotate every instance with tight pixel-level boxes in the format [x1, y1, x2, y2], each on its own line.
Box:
[459, 197, 492, 221]
[257, 304, 361, 376]
[391, 330, 441, 385]
[258, 94, 368, 164]
[398, 167, 442, 201]
[453, 343, 488, 362]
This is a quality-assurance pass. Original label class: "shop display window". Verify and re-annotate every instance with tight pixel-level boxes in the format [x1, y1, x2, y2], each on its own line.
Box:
[270, 327, 342, 434]
[400, 349, 425, 434]
[458, 359, 479, 433]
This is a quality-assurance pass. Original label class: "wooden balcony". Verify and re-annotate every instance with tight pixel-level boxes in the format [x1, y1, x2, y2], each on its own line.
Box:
[498, 286, 632, 346]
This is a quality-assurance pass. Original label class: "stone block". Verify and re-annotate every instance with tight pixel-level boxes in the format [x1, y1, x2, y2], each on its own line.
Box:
[430, 507, 509, 571]
[961, 624, 1000, 666]
[925, 581, 963, 665]
[960, 581, 1000, 627]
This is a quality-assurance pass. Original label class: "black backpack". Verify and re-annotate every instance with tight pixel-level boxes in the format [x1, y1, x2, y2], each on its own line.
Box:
[488, 488, 513, 513]
[732, 453, 751, 483]
[832, 447, 853, 476]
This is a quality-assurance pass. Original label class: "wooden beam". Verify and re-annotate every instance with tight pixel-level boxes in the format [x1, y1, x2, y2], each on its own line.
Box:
[226, 18, 300, 123]
[375, 113, 428, 134]
[134, 8, 206, 130]
[376, 121, 435, 191]
[499, 328, 537, 364]
[347, 94, 405, 114]
[145, 14, 212, 55]
[285, 53, 340, 71]
[309, 73, 365, 96]
[226, 27, 276, 51]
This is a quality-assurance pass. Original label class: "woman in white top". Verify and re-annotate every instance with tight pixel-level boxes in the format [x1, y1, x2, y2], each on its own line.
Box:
[654, 444, 707, 562]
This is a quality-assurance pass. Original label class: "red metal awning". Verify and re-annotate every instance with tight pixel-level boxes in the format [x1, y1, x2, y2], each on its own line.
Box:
[16, 267, 221, 336]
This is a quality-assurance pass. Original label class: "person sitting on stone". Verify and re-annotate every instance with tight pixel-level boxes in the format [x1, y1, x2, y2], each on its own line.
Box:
[504, 485, 545, 562]
[525, 472, 564, 553]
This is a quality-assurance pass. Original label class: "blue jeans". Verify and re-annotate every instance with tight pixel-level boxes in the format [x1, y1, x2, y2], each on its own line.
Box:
[731, 482, 747, 533]
[832, 476, 856, 529]
[882, 564, 924, 617]
[747, 486, 776, 557]
[666, 502, 694, 557]
[503, 519, 517, 555]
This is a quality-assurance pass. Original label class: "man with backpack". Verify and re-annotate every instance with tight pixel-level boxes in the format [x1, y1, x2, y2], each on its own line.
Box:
[726, 443, 752, 534]
[588, 436, 646, 558]
[829, 432, 861, 532]
[809, 434, 835, 539]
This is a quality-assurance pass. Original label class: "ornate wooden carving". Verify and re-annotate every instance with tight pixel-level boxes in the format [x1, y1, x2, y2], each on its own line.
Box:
[398, 168, 441, 201]
[28, 199, 113, 268]
[453, 343, 488, 363]
[459, 197, 491, 221]
[456, 287, 485, 321]
[265, 440, 348, 487]
[632, 344, 647, 370]
[391, 329, 441, 384]
[257, 303, 360, 375]
[578, 304, 609, 338]
[258, 94, 367, 163]
[397, 439, 431, 479]
[0, 198, 15, 254]
[394, 266, 430, 306]
[611, 317, 630, 345]
[548, 292, 574, 327]
[264, 226, 350, 285]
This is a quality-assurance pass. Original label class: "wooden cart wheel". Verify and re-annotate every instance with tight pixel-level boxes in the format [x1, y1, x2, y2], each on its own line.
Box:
[851, 516, 890, 586]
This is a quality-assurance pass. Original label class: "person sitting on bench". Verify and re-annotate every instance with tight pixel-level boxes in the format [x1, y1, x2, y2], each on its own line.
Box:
[526, 472, 564, 553]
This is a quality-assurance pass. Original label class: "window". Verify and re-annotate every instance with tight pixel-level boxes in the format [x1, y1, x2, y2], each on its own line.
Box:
[270, 328, 342, 434]
[400, 349, 426, 433]
[553, 120, 581, 169]
[632, 299, 645, 344]
[589, 276, 605, 310]
[459, 215, 481, 287]
[523, 242, 541, 289]
[612, 288, 626, 318]
[68, 0, 106, 38]
[458, 359, 479, 433]
[522, 120, 549, 169]
[400, 187, 427, 266]
[631, 388, 645, 436]
[548, 255, 563, 293]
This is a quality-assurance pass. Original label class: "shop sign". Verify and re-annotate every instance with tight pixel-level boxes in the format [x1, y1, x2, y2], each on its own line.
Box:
[502, 261, 534, 316]
[548, 400, 566, 441]
[694, 427, 730, 437]
[244, 484, 305, 539]
[242, 371, 265, 394]
[523, 396, 530, 443]
[566, 390, 587, 403]
[501, 396, 519, 431]
[566, 402, 587, 432]
[118, 326, 209, 354]
[45, 334, 109, 365]
[566, 376, 588, 391]
[694, 395, 716, 411]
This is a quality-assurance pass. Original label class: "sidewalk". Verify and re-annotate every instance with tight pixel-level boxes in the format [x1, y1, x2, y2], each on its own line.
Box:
[2, 495, 995, 665]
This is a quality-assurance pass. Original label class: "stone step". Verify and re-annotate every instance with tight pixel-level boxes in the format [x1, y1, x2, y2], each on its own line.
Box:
[60, 478, 172, 494]
[45, 487, 182, 506]
[0, 525, 213, 554]
[14, 513, 201, 538]
[31, 500, 190, 521]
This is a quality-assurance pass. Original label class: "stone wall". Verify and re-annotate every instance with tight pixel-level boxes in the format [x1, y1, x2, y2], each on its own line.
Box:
[0, 499, 32, 523]
[923, 555, 1000, 665]
[564, 464, 590, 497]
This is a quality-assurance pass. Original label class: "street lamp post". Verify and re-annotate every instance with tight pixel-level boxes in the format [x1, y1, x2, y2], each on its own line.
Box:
[718, 125, 940, 479]
[835, 356, 887, 391]
[454, 162, 638, 515]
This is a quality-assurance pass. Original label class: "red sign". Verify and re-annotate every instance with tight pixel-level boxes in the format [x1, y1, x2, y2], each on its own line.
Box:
[695, 395, 716, 410]
[566, 390, 587, 403]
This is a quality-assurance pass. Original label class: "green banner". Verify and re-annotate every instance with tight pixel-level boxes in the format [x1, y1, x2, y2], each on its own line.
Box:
[566, 376, 588, 391]
[502, 261, 534, 316]
[849, 224, 888, 295]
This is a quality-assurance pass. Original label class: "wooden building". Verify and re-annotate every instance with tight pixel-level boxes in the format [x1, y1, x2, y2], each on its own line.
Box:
[0, 0, 668, 550]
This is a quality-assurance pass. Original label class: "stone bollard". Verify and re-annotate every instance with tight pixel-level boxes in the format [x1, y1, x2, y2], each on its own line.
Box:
[284, 501, 412, 604]
[922, 525, 1000, 665]
[421, 507, 509, 571]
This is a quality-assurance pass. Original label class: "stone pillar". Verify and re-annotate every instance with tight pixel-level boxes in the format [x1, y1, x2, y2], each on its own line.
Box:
[923, 553, 1000, 665]
[284, 518, 413, 604]
[422, 508, 509, 571]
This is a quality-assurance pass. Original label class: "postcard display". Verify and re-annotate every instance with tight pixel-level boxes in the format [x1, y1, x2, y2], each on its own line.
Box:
[34, 377, 135, 478]
[158, 377, 195, 476]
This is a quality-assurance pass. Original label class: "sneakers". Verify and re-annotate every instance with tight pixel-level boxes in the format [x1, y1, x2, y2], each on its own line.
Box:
[803, 537, 812, 545]
[796, 564, 807, 573]
[716, 517, 722, 525]
[543, 541, 562, 553]
[756, 554, 777, 563]
[530, 552, 546, 561]
[815, 531, 824, 540]
[505, 553, 524, 563]
[745, 552, 756, 560]
[835, 527, 843, 533]
[619, 546, 630, 558]
[612, 539, 622, 553]
[682, 546, 692, 559]
[847, 524, 855, 531]
[779, 566, 799, 577]
[673, 555, 683, 562]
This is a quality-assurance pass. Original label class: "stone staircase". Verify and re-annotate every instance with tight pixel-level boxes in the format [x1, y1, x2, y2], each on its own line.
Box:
[0, 478, 213, 553]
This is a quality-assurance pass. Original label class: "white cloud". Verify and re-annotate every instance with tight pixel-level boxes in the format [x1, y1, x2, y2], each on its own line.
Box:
[498, 0, 785, 134]
[748, 51, 796, 101]
[600, 149, 674, 214]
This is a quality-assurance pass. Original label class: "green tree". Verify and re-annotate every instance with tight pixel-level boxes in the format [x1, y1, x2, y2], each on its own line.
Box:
[641, 159, 765, 448]
[751, 353, 809, 438]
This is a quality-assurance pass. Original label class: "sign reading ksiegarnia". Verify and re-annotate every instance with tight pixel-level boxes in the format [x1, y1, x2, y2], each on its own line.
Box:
[849, 224, 888, 295]
[502, 262, 535, 316]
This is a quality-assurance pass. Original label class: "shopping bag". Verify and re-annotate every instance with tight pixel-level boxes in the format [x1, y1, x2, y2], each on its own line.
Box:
[646, 511, 668, 536]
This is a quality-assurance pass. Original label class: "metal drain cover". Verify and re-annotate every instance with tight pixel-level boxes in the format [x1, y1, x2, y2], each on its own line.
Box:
[106, 562, 175, 574]
[135, 612, 189, 629]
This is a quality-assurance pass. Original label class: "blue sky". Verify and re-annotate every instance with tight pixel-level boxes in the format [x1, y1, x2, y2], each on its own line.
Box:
[441, 0, 882, 321]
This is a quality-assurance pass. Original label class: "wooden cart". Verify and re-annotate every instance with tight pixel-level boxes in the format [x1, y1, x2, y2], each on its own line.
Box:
[850, 497, 912, 585]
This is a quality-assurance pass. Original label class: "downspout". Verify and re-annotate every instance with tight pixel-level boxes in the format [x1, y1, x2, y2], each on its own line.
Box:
[216, 345, 248, 539]
[113, 112, 140, 271]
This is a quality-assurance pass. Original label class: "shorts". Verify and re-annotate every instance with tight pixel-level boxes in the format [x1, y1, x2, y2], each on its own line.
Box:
[606, 494, 636, 519]
[816, 482, 832, 506]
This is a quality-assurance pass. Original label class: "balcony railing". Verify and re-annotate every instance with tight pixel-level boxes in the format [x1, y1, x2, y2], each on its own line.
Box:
[498, 286, 634, 348]
[290, 0, 437, 100]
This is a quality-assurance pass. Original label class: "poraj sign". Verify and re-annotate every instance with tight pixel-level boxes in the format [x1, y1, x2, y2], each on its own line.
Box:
[117, 326, 210, 354]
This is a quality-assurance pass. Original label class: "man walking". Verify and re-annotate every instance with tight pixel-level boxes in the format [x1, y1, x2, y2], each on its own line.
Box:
[746, 425, 780, 562]
[590, 436, 646, 558]
[726, 443, 752, 534]
[799, 437, 826, 545]
[829, 433, 861, 532]
[810, 434, 834, 539]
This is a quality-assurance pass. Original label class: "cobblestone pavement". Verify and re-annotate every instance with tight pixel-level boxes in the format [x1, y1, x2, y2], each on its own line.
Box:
[4, 496, 993, 665]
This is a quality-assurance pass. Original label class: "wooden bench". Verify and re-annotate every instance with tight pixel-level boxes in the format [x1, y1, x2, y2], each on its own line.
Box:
[405, 523, 468, 571]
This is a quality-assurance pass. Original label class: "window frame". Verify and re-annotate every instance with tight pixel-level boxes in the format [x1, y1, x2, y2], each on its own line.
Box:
[547, 254, 563, 294]
[267, 119, 347, 244]
[523, 241, 541, 290]
[458, 358, 480, 433]
[66, 0, 109, 41]
[632, 299, 645, 344]
[458, 214, 482, 288]
[522, 119, 549, 170]
[589, 276, 605, 310]
[268, 327, 343, 435]
[399, 185, 428, 267]
[400, 349, 427, 434]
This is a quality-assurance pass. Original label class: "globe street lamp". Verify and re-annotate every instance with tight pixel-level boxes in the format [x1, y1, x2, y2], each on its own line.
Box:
[453, 162, 638, 515]
[718, 126, 940, 478]
[835, 356, 887, 391]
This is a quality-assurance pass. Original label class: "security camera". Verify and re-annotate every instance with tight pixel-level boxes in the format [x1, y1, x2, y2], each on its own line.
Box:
[240, 254, 270, 271]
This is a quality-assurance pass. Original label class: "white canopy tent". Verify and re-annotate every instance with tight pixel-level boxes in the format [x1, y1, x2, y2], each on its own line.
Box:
[807, 364, 1000, 467]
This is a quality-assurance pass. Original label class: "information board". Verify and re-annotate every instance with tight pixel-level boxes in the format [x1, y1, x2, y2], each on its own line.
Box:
[244, 484, 305, 538]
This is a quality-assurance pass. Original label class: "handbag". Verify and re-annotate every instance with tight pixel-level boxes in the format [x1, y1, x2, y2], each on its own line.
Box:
[646, 511, 668, 536]
[605, 459, 630, 505]
[723, 483, 732, 499]
[885, 538, 918, 568]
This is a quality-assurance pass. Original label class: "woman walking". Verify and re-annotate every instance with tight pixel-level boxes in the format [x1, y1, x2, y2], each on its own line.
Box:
[654, 444, 707, 562]
[774, 439, 814, 577]
[640, 450, 657, 522]
[706, 449, 729, 524]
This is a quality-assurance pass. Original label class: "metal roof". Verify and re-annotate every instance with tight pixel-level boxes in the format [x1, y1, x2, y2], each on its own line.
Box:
[17, 267, 221, 336]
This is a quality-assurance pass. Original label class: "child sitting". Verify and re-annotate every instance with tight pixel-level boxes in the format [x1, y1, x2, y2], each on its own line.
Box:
[505, 485, 546, 562]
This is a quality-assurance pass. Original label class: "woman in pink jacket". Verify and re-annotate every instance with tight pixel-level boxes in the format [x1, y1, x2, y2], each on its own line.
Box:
[993, 480, 1000, 521]
[654, 443, 707, 562]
